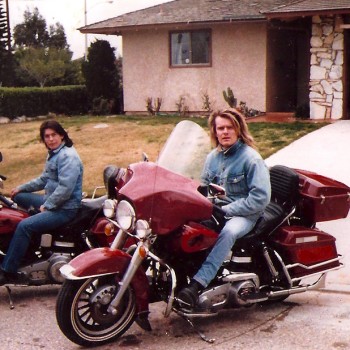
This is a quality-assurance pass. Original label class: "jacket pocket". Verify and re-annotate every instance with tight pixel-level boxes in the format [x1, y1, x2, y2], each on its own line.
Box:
[45, 163, 58, 180]
[226, 173, 247, 195]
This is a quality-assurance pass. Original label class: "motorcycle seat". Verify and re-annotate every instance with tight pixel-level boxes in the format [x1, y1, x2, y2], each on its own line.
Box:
[239, 201, 287, 243]
[236, 165, 300, 244]
[61, 195, 107, 228]
[81, 195, 107, 210]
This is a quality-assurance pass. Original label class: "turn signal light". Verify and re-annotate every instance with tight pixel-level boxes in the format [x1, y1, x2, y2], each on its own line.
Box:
[104, 222, 115, 236]
[138, 245, 148, 259]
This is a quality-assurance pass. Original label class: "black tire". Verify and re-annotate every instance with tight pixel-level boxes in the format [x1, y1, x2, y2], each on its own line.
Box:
[56, 275, 136, 347]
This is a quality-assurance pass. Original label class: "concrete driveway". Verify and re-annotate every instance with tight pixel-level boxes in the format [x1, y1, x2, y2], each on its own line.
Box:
[265, 120, 350, 293]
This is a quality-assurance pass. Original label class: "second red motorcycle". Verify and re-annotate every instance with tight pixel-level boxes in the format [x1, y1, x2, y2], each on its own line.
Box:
[0, 151, 118, 296]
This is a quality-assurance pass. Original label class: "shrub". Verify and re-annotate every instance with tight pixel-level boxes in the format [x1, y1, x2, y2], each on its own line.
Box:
[0, 86, 88, 119]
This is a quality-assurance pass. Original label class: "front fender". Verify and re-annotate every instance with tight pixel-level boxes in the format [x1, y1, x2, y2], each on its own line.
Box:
[60, 248, 149, 314]
[62, 247, 132, 278]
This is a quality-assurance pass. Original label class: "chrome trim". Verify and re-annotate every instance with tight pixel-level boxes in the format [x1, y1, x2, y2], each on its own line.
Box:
[274, 250, 293, 287]
[286, 256, 342, 273]
[231, 256, 252, 263]
[107, 242, 148, 315]
[147, 250, 177, 318]
[59, 263, 118, 280]
[109, 227, 128, 250]
[290, 262, 344, 285]
[53, 241, 75, 248]
[222, 272, 260, 287]
[268, 273, 328, 300]
[274, 250, 343, 286]
[92, 186, 105, 199]
[263, 245, 279, 277]
[174, 308, 218, 318]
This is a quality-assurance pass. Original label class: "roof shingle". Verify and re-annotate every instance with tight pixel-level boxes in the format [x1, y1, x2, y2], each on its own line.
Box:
[80, 0, 350, 34]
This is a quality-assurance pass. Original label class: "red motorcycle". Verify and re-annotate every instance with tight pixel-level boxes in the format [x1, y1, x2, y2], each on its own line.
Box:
[55, 121, 348, 346]
[0, 151, 118, 305]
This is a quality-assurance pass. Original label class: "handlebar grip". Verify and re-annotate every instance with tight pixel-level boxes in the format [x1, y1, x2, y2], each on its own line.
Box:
[0, 194, 15, 208]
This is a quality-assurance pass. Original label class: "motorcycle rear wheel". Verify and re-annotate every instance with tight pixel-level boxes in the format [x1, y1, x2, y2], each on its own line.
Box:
[56, 275, 136, 347]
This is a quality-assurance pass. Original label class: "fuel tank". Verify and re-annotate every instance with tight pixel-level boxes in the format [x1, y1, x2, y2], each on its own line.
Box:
[0, 207, 28, 235]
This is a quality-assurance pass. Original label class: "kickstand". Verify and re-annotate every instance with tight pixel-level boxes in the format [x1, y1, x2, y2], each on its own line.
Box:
[5, 286, 14, 309]
[179, 314, 215, 343]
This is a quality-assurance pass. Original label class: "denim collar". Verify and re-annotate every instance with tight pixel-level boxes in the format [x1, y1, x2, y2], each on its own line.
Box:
[48, 142, 66, 159]
[218, 139, 243, 155]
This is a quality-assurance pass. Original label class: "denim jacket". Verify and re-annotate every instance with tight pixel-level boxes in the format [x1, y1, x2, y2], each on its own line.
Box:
[18, 143, 83, 210]
[201, 139, 271, 218]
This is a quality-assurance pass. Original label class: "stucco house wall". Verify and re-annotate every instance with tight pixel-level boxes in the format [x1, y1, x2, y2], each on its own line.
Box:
[122, 22, 267, 114]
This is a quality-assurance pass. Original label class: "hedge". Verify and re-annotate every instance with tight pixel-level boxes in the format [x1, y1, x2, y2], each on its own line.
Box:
[0, 86, 89, 119]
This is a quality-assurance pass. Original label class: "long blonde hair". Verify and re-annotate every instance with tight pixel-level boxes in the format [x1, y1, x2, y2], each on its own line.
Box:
[208, 108, 256, 149]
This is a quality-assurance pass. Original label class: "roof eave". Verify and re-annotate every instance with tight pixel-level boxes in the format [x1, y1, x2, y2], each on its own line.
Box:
[264, 8, 350, 19]
[79, 16, 267, 35]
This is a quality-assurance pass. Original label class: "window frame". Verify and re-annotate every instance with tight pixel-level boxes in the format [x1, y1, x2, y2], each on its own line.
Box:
[169, 29, 212, 68]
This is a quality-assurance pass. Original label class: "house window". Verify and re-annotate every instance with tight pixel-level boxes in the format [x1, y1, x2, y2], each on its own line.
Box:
[170, 30, 211, 67]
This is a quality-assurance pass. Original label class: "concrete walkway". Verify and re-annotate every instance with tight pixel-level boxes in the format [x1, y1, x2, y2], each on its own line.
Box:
[265, 120, 350, 293]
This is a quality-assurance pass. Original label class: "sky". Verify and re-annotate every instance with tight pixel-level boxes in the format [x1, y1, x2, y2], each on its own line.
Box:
[9, 0, 172, 59]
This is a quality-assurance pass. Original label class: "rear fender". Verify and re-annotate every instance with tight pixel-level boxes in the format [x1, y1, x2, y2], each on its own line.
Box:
[61, 248, 149, 314]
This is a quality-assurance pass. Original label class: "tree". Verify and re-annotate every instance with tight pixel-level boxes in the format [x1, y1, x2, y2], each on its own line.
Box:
[13, 8, 69, 50]
[12, 7, 81, 87]
[16, 47, 72, 87]
[48, 23, 69, 50]
[13, 7, 49, 48]
[82, 40, 122, 113]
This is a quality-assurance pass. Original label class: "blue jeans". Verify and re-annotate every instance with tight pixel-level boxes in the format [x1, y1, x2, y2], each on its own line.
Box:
[194, 215, 258, 288]
[1, 193, 78, 273]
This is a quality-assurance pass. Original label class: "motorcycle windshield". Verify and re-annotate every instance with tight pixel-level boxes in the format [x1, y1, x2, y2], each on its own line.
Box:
[157, 120, 211, 181]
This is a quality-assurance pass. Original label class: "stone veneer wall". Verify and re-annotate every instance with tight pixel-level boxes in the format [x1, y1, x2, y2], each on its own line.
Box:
[310, 15, 344, 119]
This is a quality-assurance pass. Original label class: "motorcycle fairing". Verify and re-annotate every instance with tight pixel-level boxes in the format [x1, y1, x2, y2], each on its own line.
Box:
[180, 222, 218, 253]
[119, 162, 213, 235]
[89, 217, 116, 246]
[61, 248, 149, 314]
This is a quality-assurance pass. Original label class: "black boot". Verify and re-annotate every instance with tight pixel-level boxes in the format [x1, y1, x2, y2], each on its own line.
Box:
[178, 279, 203, 308]
[0, 269, 6, 286]
[0, 268, 25, 286]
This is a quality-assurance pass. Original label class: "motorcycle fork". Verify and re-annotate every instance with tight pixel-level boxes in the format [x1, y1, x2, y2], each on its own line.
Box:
[110, 227, 129, 250]
[107, 239, 149, 315]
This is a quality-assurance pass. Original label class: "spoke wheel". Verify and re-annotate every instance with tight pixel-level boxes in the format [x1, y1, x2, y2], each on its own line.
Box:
[56, 275, 136, 346]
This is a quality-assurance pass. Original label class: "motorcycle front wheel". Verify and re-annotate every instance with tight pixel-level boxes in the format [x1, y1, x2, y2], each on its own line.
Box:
[56, 275, 136, 347]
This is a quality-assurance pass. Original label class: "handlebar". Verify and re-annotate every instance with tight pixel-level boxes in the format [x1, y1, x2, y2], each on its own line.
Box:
[0, 194, 16, 208]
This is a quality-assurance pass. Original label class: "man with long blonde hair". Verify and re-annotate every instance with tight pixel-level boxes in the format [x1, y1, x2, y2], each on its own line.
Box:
[178, 108, 271, 307]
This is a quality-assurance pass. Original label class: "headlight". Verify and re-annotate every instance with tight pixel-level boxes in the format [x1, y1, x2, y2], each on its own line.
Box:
[135, 220, 151, 239]
[116, 200, 135, 231]
[103, 199, 117, 218]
